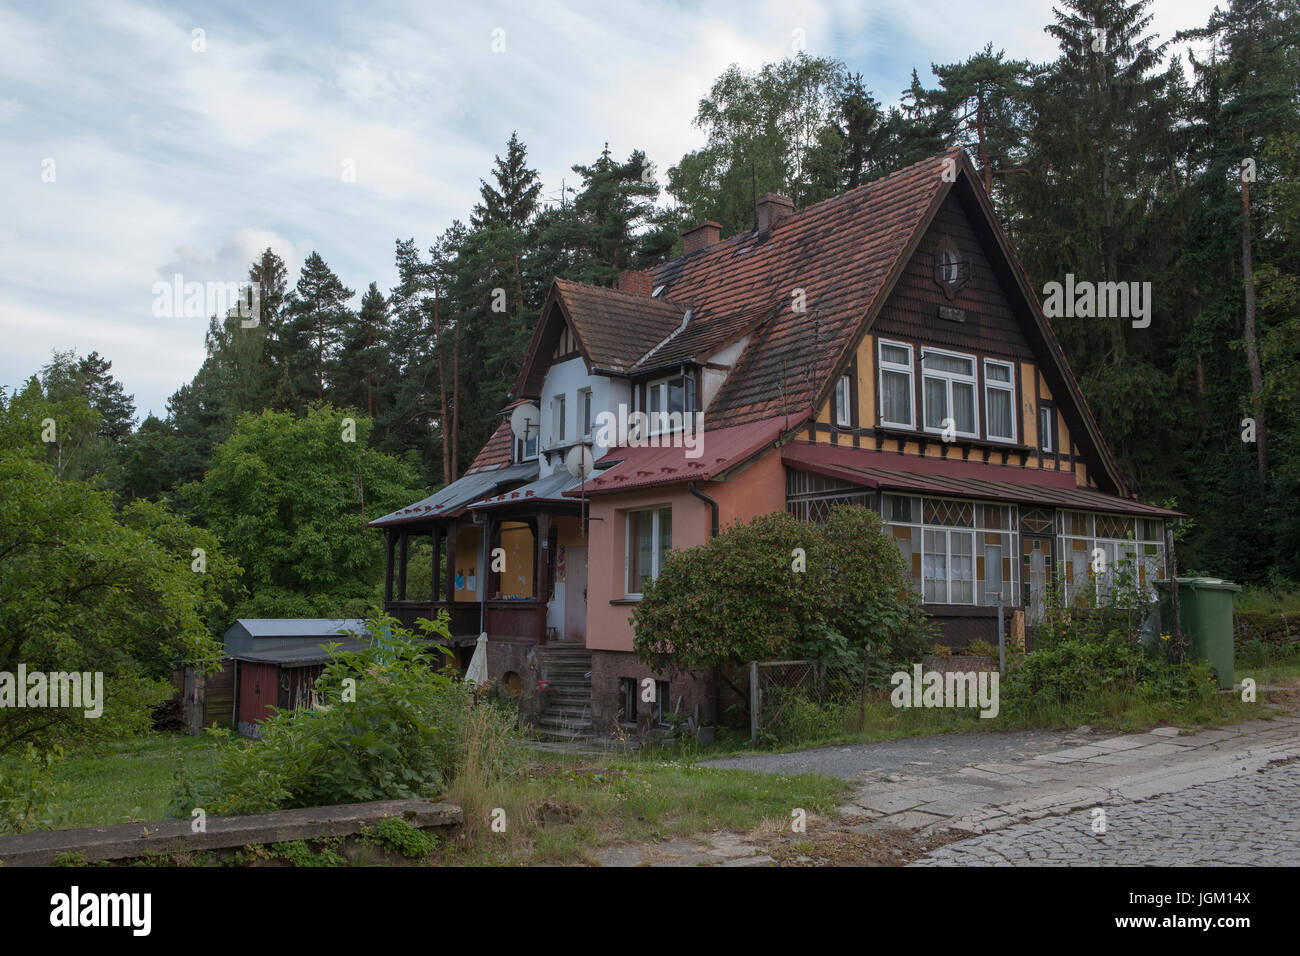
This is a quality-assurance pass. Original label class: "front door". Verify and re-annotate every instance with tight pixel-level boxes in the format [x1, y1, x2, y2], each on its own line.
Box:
[564, 547, 587, 643]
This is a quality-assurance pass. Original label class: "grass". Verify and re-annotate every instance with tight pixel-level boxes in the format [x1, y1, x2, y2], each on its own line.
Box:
[437, 748, 848, 865]
[1235, 583, 1300, 616]
[30, 731, 849, 867]
[44, 734, 222, 829]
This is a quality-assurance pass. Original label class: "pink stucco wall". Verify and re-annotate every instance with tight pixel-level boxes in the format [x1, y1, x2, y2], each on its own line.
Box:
[584, 446, 787, 653]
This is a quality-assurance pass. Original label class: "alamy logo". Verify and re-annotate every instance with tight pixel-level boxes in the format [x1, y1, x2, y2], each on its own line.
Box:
[50, 886, 151, 936]
[890, 664, 1000, 718]
[1041, 274, 1151, 329]
[151, 274, 260, 326]
[592, 404, 705, 459]
[0, 666, 103, 718]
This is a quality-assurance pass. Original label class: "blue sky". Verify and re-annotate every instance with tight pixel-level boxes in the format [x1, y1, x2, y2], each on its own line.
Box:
[0, 0, 1219, 419]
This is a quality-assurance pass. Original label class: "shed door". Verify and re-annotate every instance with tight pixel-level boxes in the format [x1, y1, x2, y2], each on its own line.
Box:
[238, 662, 280, 728]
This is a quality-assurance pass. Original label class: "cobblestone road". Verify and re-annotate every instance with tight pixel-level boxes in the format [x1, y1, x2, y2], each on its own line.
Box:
[912, 756, 1300, 866]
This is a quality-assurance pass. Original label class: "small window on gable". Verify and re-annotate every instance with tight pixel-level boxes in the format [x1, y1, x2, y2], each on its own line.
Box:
[580, 388, 593, 438]
[834, 374, 852, 427]
[1039, 405, 1055, 454]
[933, 236, 967, 300]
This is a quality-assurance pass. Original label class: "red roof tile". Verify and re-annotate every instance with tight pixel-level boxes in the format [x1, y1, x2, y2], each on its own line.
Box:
[553, 279, 687, 373]
[648, 150, 958, 428]
[466, 422, 512, 474]
[567, 414, 804, 497]
[782, 443, 1181, 517]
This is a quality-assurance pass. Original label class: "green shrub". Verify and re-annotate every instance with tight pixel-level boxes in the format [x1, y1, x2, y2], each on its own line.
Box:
[967, 638, 998, 658]
[364, 817, 439, 859]
[633, 506, 927, 671]
[0, 744, 69, 834]
[191, 615, 471, 815]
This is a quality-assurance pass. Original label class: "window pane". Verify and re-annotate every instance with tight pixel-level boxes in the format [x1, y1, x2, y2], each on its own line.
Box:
[951, 533, 973, 603]
[924, 377, 947, 428]
[657, 508, 672, 576]
[882, 370, 911, 425]
[636, 513, 654, 592]
[987, 387, 1013, 439]
[1039, 408, 1053, 450]
[923, 353, 973, 376]
[668, 378, 685, 416]
[953, 382, 975, 433]
[923, 529, 947, 602]
[881, 344, 909, 366]
[986, 362, 1011, 383]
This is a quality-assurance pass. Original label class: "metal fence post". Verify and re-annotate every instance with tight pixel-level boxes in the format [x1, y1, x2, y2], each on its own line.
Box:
[998, 593, 1005, 673]
[749, 660, 759, 745]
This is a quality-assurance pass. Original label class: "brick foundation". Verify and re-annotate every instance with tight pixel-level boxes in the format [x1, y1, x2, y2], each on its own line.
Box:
[589, 650, 716, 736]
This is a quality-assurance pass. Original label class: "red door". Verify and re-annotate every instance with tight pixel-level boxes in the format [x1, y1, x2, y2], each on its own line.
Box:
[238, 662, 280, 729]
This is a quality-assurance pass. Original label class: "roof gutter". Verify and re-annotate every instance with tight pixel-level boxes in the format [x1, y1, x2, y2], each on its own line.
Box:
[688, 481, 719, 538]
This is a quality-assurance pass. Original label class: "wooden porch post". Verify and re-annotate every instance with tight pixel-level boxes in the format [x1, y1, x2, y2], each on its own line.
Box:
[445, 522, 459, 609]
[397, 528, 409, 602]
[431, 529, 440, 603]
[534, 512, 552, 643]
[384, 529, 395, 603]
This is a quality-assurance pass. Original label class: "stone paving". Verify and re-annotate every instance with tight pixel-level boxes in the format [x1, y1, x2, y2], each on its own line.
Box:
[590, 714, 1300, 866]
[841, 716, 1300, 846]
[911, 756, 1300, 866]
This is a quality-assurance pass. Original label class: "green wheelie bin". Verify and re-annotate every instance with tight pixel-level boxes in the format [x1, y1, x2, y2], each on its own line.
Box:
[1156, 577, 1240, 689]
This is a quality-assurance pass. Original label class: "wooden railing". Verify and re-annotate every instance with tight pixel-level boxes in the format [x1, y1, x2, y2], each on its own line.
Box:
[484, 601, 548, 643]
[387, 601, 482, 637]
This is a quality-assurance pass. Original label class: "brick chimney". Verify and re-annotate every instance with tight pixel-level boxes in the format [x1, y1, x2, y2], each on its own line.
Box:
[756, 193, 794, 234]
[682, 220, 722, 255]
[617, 269, 654, 297]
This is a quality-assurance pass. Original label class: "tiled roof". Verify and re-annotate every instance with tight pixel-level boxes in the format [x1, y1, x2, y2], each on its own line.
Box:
[553, 279, 688, 373]
[632, 301, 776, 372]
[648, 150, 957, 427]
[782, 443, 1181, 518]
[466, 422, 513, 474]
[566, 414, 803, 497]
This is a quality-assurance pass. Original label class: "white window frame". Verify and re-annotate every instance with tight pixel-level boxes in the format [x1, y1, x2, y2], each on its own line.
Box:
[1039, 405, 1054, 453]
[881, 494, 1018, 607]
[877, 339, 915, 429]
[624, 507, 671, 599]
[921, 347, 979, 440]
[645, 374, 694, 436]
[983, 358, 1017, 444]
[515, 434, 538, 462]
[834, 374, 852, 427]
[923, 527, 976, 605]
[554, 393, 567, 444]
[580, 388, 593, 439]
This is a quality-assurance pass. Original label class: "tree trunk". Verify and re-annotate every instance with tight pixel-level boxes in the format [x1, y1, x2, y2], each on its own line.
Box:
[434, 287, 451, 485]
[1240, 162, 1268, 488]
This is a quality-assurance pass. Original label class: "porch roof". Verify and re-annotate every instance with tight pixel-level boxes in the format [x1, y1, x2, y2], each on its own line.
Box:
[781, 443, 1183, 518]
[369, 461, 539, 528]
[469, 469, 586, 510]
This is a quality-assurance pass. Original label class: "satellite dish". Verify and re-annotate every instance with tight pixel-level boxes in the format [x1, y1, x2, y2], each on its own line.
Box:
[509, 402, 540, 440]
[565, 444, 594, 479]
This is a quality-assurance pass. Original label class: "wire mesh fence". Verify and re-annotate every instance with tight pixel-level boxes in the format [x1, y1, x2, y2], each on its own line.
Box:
[748, 659, 871, 745]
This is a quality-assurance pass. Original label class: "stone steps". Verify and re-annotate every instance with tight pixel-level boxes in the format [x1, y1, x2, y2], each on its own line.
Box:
[534, 645, 594, 740]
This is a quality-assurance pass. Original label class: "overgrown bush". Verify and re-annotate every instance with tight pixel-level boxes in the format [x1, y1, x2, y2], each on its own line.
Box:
[632, 506, 927, 673]
[187, 615, 510, 815]
[0, 744, 69, 834]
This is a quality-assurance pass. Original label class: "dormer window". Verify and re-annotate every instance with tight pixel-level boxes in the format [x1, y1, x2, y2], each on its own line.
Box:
[515, 434, 538, 462]
[933, 236, 967, 300]
[644, 371, 697, 435]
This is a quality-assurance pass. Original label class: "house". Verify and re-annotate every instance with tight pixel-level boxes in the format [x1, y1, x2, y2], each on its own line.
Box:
[371, 148, 1180, 738]
[175, 619, 370, 735]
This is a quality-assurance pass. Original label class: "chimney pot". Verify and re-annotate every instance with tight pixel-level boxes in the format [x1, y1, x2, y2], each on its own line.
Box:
[682, 220, 722, 255]
[756, 193, 794, 234]
[617, 269, 654, 297]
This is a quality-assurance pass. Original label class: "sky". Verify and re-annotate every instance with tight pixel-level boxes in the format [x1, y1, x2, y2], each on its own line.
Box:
[0, 0, 1222, 420]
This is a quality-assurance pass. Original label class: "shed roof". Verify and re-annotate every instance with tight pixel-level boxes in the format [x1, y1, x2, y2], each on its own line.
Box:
[230, 636, 370, 666]
[231, 619, 371, 640]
